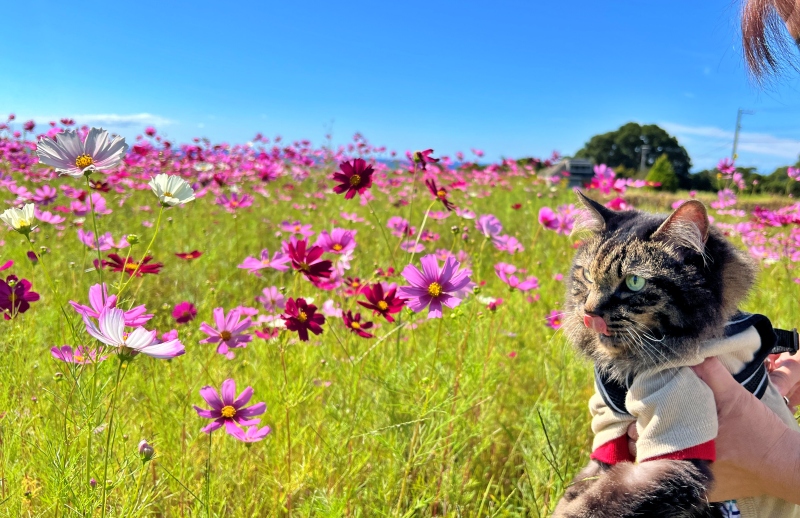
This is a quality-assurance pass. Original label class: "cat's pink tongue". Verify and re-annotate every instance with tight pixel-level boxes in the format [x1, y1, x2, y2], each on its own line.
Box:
[584, 314, 611, 336]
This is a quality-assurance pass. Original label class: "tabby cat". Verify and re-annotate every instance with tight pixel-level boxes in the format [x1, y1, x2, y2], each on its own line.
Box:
[552, 192, 800, 518]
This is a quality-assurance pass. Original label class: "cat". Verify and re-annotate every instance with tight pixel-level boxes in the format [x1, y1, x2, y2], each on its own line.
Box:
[552, 192, 800, 518]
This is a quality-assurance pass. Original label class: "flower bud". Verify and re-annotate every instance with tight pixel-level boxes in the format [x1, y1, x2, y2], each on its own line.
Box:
[138, 439, 155, 462]
[127, 234, 140, 245]
[90, 478, 97, 489]
[450, 225, 460, 235]
[53, 372, 64, 381]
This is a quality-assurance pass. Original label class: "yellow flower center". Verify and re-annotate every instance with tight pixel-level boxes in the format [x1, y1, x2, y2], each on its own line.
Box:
[427, 282, 442, 297]
[299, 262, 309, 271]
[351, 321, 361, 329]
[124, 262, 139, 272]
[220, 405, 236, 418]
[230, 200, 239, 207]
[220, 330, 232, 341]
[298, 311, 308, 323]
[349, 174, 362, 186]
[332, 244, 343, 251]
[74, 355, 85, 363]
[75, 154, 94, 169]
[351, 281, 360, 287]
[163, 191, 173, 198]
[17, 219, 30, 229]
[437, 189, 446, 199]
[377, 301, 388, 311]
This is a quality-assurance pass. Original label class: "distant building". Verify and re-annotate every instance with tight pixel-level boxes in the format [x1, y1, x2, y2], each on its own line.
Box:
[540, 158, 594, 188]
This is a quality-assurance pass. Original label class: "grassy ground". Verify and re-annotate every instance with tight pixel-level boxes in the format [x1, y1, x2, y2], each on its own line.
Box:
[0, 169, 797, 517]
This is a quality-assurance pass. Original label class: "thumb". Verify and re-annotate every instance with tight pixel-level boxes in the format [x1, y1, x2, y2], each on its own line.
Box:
[691, 357, 741, 403]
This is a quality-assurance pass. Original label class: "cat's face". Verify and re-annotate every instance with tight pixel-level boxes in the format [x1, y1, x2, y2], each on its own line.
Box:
[563, 193, 754, 376]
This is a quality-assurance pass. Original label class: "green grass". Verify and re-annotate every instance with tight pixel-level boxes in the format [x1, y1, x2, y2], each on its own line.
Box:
[0, 172, 797, 517]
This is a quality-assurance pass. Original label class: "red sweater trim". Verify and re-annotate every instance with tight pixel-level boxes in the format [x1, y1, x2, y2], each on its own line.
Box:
[590, 435, 634, 464]
[641, 440, 716, 462]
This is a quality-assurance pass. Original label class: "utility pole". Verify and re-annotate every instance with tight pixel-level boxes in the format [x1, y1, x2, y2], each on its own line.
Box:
[639, 145, 651, 173]
[732, 108, 753, 161]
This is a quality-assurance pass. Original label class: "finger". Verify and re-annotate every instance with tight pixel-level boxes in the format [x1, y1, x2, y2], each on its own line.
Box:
[787, 384, 800, 409]
[691, 357, 741, 399]
[768, 356, 800, 398]
[627, 422, 638, 457]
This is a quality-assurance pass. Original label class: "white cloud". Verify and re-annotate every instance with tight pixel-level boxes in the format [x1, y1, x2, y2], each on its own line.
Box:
[662, 121, 800, 160]
[71, 113, 175, 127]
[24, 113, 175, 128]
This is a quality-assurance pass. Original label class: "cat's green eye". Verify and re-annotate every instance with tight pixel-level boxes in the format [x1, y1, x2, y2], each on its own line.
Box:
[625, 274, 646, 292]
[582, 267, 594, 283]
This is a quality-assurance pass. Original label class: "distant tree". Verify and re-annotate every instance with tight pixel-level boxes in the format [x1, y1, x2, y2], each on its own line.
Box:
[575, 122, 692, 178]
[646, 154, 679, 192]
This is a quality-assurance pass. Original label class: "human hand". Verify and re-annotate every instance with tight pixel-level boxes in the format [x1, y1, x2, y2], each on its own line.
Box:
[766, 352, 800, 410]
[627, 357, 800, 503]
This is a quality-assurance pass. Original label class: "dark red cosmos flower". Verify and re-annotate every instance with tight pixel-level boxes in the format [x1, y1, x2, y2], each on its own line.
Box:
[375, 266, 396, 278]
[413, 149, 439, 171]
[286, 239, 332, 281]
[89, 179, 111, 192]
[104, 254, 163, 277]
[511, 203, 522, 210]
[175, 250, 203, 261]
[282, 297, 325, 342]
[0, 275, 39, 320]
[342, 311, 374, 338]
[425, 179, 456, 211]
[332, 158, 374, 199]
[357, 283, 405, 323]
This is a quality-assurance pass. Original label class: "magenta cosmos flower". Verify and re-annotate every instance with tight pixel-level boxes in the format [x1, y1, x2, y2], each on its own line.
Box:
[342, 311, 374, 338]
[332, 158, 374, 199]
[238, 248, 291, 274]
[314, 228, 357, 254]
[0, 275, 39, 320]
[50, 345, 108, 364]
[494, 263, 539, 291]
[216, 192, 253, 213]
[397, 255, 473, 319]
[228, 424, 271, 443]
[357, 282, 405, 323]
[193, 379, 266, 436]
[172, 301, 197, 324]
[199, 307, 252, 359]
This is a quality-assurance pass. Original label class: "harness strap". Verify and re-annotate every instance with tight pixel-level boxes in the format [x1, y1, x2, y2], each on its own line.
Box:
[595, 312, 798, 416]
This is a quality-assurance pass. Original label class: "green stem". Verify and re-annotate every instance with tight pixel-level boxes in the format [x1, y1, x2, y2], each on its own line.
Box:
[366, 199, 394, 269]
[100, 360, 125, 518]
[408, 200, 437, 266]
[126, 462, 148, 518]
[280, 340, 292, 515]
[205, 432, 212, 518]
[86, 176, 106, 298]
[118, 206, 164, 298]
[24, 235, 77, 340]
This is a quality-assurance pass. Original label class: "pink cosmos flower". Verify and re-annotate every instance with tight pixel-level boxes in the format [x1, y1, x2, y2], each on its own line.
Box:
[35, 209, 66, 225]
[83, 308, 185, 359]
[789, 167, 800, 181]
[546, 310, 563, 329]
[238, 248, 290, 274]
[216, 192, 253, 213]
[228, 425, 272, 443]
[256, 286, 285, 313]
[70, 283, 152, 327]
[32, 185, 57, 205]
[493, 235, 524, 254]
[476, 214, 503, 238]
[280, 220, 315, 238]
[77, 229, 129, 251]
[387, 216, 414, 238]
[172, 302, 197, 324]
[193, 379, 266, 436]
[71, 193, 111, 216]
[455, 208, 476, 220]
[591, 164, 616, 195]
[50, 345, 108, 364]
[717, 158, 736, 176]
[199, 307, 252, 359]
[340, 212, 365, 223]
[494, 263, 539, 291]
[315, 228, 357, 254]
[397, 254, 473, 319]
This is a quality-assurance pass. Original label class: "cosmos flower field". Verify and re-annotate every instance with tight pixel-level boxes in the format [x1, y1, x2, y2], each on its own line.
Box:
[0, 116, 798, 516]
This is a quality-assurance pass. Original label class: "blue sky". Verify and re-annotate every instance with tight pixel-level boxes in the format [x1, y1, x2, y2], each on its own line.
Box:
[3, 0, 800, 173]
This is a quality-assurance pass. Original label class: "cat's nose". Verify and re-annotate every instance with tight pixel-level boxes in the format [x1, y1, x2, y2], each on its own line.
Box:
[583, 312, 611, 336]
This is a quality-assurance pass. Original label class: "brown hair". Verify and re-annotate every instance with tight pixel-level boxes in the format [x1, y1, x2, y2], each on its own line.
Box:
[742, 0, 800, 77]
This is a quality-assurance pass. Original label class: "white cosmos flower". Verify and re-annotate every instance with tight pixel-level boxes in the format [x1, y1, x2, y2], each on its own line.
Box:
[0, 203, 36, 234]
[36, 127, 128, 178]
[148, 174, 195, 207]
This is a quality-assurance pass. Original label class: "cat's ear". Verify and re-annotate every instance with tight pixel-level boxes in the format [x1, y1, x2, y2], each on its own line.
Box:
[651, 200, 709, 255]
[573, 190, 616, 233]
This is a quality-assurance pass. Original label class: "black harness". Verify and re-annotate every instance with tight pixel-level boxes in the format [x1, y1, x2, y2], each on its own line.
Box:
[595, 312, 799, 416]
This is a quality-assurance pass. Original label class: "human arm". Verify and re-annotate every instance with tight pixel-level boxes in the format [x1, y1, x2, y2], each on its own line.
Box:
[628, 356, 800, 503]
